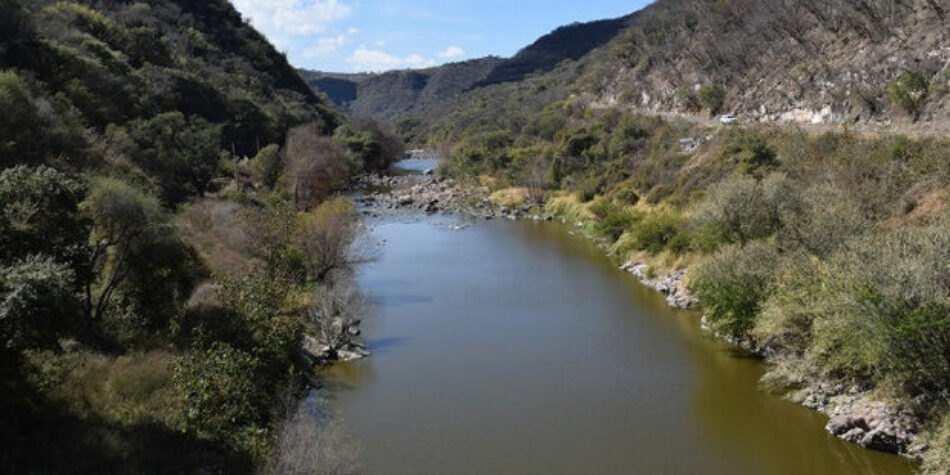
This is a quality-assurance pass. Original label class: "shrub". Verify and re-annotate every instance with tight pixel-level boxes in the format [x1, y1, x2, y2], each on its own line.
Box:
[173, 343, 269, 448]
[691, 242, 779, 340]
[589, 199, 638, 241]
[805, 220, 950, 396]
[777, 184, 868, 258]
[692, 173, 797, 248]
[717, 130, 776, 175]
[249, 144, 282, 190]
[698, 84, 727, 114]
[887, 71, 928, 118]
[576, 176, 602, 203]
[630, 211, 689, 255]
[0, 70, 45, 164]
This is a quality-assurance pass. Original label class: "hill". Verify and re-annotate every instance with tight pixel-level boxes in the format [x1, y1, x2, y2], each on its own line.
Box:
[306, 0, 948, 133]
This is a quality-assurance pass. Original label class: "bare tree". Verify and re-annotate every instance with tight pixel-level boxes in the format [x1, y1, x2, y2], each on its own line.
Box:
[308, 280, 364, 352]
[263, 402, 361, 475]
[284, 123, 351, 210]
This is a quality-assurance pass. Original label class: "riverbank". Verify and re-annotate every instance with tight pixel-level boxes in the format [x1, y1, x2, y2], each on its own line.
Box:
[349, 169, 929, 466]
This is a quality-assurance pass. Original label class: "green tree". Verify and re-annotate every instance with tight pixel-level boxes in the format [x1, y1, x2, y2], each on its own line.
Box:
[0, 70, 45, 165]
[887, 71, 928, 119]
[249, 144, 282, 190]
[0, 255, 78, 356]
[81, 179, 168, 324]
[0, 166, 89, 271]
[131, 112, 223, 205]
[698, 84, 727, 114]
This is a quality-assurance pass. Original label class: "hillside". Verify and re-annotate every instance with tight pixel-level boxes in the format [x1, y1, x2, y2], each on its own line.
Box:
[301, 14, 634, 122]
[0, 0, 400, 472]
[303, 57, 504, 121]
[305, 0, 948, 134]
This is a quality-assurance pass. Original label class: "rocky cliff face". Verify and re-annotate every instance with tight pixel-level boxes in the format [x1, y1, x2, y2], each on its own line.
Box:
[304, 0, 948, 132]
[595, 0, 949, 127]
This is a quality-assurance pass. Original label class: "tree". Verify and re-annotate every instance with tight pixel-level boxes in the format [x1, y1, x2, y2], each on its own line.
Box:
[249, 144, 282, 190]
[81, 179, 168, 324]
[335, 118, 405, 172]
[0, 70, 45, 165]
[691, 242, 780, 340]
[887, 71, 928, 119]
[0, 166, 89, 271]
[692, 173, 798, 248]
[697, 84, 727, 114]
[283, 124, 351, 210]
[296, 198, 373, 283]
[130, 112, 223, 205]
[0, 255, 78, 356]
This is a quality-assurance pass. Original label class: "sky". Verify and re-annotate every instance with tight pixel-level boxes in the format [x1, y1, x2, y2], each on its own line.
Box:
[230, 0, 652, 73]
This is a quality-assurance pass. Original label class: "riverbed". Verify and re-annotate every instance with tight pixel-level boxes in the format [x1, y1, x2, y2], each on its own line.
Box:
[318, 210, 915, 474]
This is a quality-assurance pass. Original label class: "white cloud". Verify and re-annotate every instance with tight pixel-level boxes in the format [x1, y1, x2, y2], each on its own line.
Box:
[347, 27, 360, 35]
[373, 40, 387, 47]
[304, 35, 345, 58]
[232, 0, 351, 36]
[346, 46, 435, 72]
[437, 46, 465, 59]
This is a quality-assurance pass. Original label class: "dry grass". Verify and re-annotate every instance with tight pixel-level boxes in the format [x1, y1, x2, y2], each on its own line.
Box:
[175, 198, 256, 276]
[29, 349, 183, 429]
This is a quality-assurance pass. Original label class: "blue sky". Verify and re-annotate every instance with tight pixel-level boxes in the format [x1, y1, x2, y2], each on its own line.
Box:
[230, 0, 651, 73]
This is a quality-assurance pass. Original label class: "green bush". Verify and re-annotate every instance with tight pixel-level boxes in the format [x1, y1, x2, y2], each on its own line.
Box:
[630, 211, 689, 255]
[249, 144, 282, 190]
[692, 173, 797, 248]
[589, 199, 638, 241]
[576, 176, 602, 202]
[0, 70, 45, 164]
[887, 71, 928, 118]
[777, 184, 868, 258]
[691, 242, 779, 339]
[173, 343, 269, 448]
[805, 220, 950, 395]
[717, 130, 776, 176]
[698, 84, 727, 114]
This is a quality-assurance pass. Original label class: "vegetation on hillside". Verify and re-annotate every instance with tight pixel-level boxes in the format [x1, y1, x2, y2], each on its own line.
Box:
[417, 77, 948, 468]
[0, 0, 402, 472]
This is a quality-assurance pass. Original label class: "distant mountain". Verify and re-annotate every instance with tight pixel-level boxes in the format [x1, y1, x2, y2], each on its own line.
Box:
[300, 14, 631, 122]
[475, 16, 631, 87]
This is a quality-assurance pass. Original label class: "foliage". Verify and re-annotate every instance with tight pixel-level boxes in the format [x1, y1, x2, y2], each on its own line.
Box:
[128, 112, 224, 205]
[0, 70, 45, 164]
[173, 342, 269, 450]
[692, 173, 796, 249]
[284, 123, 352, 210]
[887, 71, 928, 118]
[697, 84, 726, 114]
[335, 118, 405, 172]
[629, 211, 690, 255]
[249, 144, 282, 190]
[589, 199, 638, 241]
[0, 256, 78, 355]
[691, 242, 780, 339]
[0, 166, 89, 271]
[717, 130, 777, 176]
[297, 198, 372, 283]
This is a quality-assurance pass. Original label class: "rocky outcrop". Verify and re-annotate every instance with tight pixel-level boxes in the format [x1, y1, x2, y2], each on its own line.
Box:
[620, 262, 697, 309]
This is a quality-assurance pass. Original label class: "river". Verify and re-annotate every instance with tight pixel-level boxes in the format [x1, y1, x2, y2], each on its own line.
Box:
[318, 170, 914, 474]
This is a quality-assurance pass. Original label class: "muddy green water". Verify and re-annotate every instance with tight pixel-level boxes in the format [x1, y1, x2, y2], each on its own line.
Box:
[322, 215, 915, 474]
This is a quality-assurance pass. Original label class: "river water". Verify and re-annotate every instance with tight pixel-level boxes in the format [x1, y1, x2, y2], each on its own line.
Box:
[320, 208, 914, 473]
